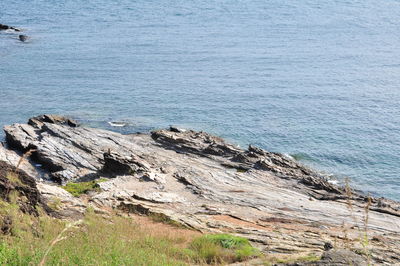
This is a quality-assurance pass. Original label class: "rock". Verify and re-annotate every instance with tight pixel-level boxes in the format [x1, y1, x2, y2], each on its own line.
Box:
[28, 114, 78, 128]
[1, 215, 13, 234]
[37, 182, 86, 219]
[18, 35, 28, 42]
[0, 160, 49, 216]
[318, 249, 367, 265]
[151, 128, 241, 156]
[0, 23, 21, 31]
[103, 151, 150, 176]
[323, 242, 333, 251]
[2, 115, 400, 265]
[169, 126, 186, 133]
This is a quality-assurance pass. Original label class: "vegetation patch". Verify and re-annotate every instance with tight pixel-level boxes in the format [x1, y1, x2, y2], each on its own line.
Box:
[263, 253, 321, 265]
[5, 172, 23, 186]
[149, 212, 186, 228]
[62, 178, 108, 197]
[187, 233, 260, 264]
[0, 204, 260, 265]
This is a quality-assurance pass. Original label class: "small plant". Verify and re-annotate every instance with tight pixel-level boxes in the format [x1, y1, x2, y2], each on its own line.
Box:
[343, 177, 372, 264]
[0, 242, 18, 264]
[62, 178, 108, 197]
[362, 194, 372, 265]
[15, 149, 36, 171]
[39, 220, 84, 266]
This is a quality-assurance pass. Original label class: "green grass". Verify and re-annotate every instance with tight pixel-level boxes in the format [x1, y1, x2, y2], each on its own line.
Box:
[62, 178, 108, 197]
[5, 172, 23, 186]
[187, 234, 260, 264]
[0, 201, 260, 265]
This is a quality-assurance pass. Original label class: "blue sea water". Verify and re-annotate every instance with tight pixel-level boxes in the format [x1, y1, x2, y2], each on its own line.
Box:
[1, 0, 400, 200]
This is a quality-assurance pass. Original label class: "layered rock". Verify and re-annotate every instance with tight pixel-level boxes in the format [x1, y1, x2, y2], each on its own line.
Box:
[1, 115, 400, 265]
[0, 160, 47, 216]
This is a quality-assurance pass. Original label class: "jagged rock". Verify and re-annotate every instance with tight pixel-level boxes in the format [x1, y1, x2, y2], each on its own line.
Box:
[1, 215, 13, 234]
[0, 23, 20, 31]
[0, 161, 48, 216]
[28, 114, 78, 128]
[151, 128, 241, 156]
[37, 182, 86, 219]
[18, 34, 28, 42]
[103, 152, 150, 176]
[318, 249, 367, 265]
[169, 126, 186, 133]
[2, 115, 400, 265]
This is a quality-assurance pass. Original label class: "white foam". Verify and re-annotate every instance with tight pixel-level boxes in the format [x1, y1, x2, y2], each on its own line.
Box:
[108, 121, 126, 127]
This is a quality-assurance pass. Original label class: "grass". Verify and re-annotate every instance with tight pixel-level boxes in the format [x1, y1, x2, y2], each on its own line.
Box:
[187, 234, 260, 264]
[5, 172, 23, 186]
[62, 178, 108, 197]
[0, 200, 261, 265]
[343, 178, 372, 265]
[262, 254, 321, 265]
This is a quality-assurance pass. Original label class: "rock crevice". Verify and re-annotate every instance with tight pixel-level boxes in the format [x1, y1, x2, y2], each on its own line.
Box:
[1, 115, 400, 265]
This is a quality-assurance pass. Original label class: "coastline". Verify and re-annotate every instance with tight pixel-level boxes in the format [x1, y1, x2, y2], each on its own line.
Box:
[1, 115, 399, 264]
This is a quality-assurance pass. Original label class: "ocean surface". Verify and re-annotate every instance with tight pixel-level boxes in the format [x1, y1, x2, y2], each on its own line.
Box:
[1, 0, 399, 200]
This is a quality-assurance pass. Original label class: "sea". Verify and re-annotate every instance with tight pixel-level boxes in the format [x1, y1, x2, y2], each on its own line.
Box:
[1, 0, 399, 200]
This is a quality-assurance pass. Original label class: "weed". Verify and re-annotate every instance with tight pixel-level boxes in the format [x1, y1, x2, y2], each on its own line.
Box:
[15, 149, 36, 171]
[188, 233, 260, 263]
[343, 177, 372, 264]
[362, 194, 372, 265]
[62, 178, 108, 197]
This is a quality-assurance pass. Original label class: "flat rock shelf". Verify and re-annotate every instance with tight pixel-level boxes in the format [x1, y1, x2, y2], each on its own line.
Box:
[1, 115, 400, 265]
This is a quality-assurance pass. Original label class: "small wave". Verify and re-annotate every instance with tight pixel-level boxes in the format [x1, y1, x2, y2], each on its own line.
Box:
[108, 121, 127, 127]
[327, 179, 339, 185]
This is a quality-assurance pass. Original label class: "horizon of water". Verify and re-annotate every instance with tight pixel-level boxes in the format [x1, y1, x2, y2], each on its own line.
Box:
[1, 0, 399, 200]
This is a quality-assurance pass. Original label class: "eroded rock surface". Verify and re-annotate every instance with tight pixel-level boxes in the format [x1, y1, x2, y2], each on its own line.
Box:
[1, 115, 400, 265]
[0, 160, 47, 216]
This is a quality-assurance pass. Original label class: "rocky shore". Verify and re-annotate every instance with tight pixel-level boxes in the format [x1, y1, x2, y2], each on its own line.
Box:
[1, 115, 400, 265]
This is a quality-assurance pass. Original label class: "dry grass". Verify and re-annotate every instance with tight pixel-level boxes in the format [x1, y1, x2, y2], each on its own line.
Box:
[343, 177, 372, 264]
[0, 203, 261, 265]
[262, 253, 321, 265]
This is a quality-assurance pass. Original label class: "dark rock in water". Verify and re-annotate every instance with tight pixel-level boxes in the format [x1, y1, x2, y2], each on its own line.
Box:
[0, 23, 21, 31]
[28, 114, 78, 128]
[18, 34, 28, 42]
[169, 126, 186, 133]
